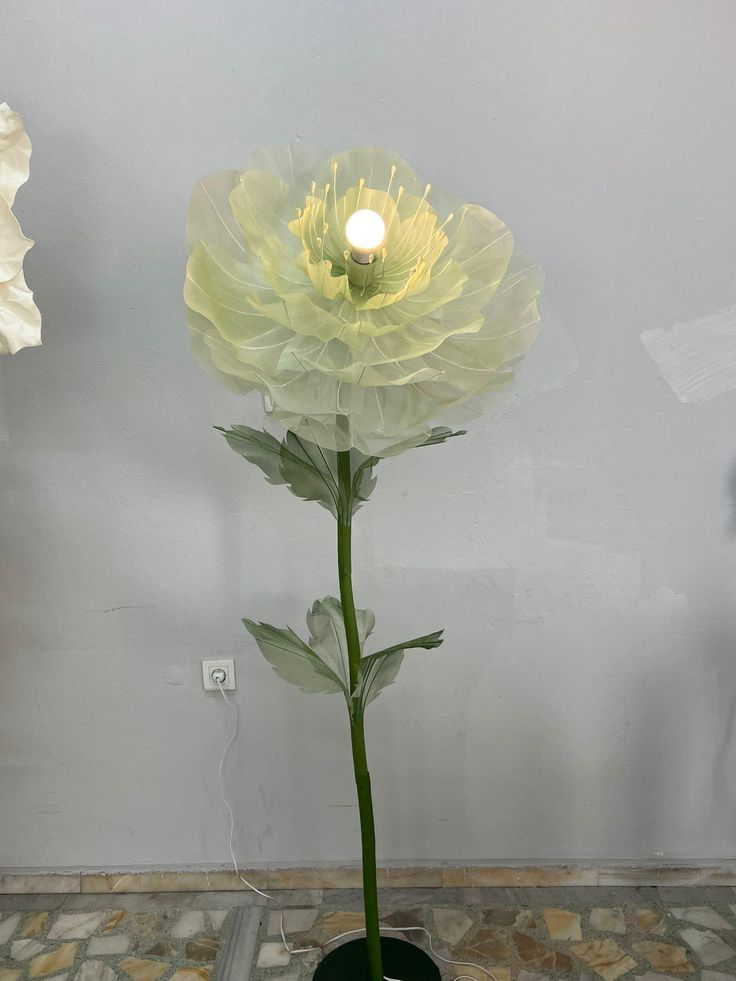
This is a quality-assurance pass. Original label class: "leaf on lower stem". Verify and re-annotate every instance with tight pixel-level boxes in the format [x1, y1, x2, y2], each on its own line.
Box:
[307, 596, 375, 691]
[244, 599, 444, 716]
[352, 629, 445, 720]
[243, 618, 347, 695]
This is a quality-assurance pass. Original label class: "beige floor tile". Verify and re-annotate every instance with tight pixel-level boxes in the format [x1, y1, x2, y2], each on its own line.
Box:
[101, 911, 125, 933]
[459, 927, 512, 962]
[76, 960, 118, 981]
[570, 939, 637, 981]
[256, 941, 291, 968]
[319, 910, 365, 934]
[48, 911, 108, 940]
[186, 937, 220, 961]
[29, 942, 78, 978]
[267, 908, 318, 935]
[88, 934, 131, 955]
[144, 942, 177, 958]
[433, 908, 474, 946]
[633, 940, 694, 974]
[47, 910, 109, 940]
[117, 958, 169, 981]
[590, 908, 626, 934]
[543, 908, 582, 940]
[22, 914, 49, 938]
[170, 911, 205, 938]
[637, 910, 668, 935]
[514, 932, 573, 972]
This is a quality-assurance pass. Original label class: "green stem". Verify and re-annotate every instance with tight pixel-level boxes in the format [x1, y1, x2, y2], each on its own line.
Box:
[337, 450, 383, 981]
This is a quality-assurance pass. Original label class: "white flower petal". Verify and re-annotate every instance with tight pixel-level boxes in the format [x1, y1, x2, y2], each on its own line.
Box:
[0, 102, 32, 207]
[0, 197, 32, 282]
[0, 267, 41, 355]
[0, 104, 40, 355]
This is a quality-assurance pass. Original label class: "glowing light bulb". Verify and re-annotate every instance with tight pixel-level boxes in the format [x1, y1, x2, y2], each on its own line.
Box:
[345, 209, 386, 264]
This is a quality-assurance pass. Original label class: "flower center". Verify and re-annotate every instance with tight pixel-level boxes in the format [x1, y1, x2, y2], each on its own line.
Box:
[288, 163, 454, 308]
[344, 209, 386, 264]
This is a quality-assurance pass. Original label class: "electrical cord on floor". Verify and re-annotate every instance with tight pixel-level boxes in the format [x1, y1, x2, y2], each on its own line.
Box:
[215, 679, 498, 981]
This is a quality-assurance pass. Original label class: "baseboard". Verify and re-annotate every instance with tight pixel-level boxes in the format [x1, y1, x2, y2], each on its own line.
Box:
[3, 863, 736, 894]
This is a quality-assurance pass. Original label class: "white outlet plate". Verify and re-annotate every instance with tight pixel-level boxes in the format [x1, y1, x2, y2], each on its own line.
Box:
[202, 658, 236, 691]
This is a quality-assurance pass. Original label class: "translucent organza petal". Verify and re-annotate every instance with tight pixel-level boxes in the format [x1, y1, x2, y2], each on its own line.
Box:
[184, 145, 543, 453]
[443, 204, 514, 295]
[185, 170, 244, 255]
[244, 144, 332, 189]
[229, 170, 300, 267]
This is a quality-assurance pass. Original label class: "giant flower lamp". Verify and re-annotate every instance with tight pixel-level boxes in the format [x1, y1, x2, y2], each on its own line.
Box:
[0, 103, 41, 356]
[184, 146, 542, 981]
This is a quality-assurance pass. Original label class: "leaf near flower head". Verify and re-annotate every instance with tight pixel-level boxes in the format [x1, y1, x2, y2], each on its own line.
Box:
[216, 426, 285, 484]
[217, 425, 379, 518]
[417, 426, 468, 447]
[280, 431, 341, 516]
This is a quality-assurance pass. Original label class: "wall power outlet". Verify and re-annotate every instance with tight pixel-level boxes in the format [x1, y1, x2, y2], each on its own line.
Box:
[201, 658, 236, 692]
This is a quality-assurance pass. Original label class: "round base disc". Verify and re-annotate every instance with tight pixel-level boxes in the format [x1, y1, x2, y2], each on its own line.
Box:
[313, 936, 441, 981]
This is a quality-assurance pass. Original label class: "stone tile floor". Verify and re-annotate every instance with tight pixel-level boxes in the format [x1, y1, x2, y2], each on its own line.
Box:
[248, 886, 736, 981]
[0, 905, 233, 981]
[5, 887, 736, 981]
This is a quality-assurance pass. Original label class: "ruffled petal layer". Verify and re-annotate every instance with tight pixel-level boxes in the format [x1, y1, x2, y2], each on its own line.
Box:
[0, 267, 42, 355]
[0, 104, 40, 356]
[184, 146, 542, 453]
[0, 103, 31, 207]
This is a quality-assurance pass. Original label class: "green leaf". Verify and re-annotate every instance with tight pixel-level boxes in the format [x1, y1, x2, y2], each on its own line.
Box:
[352, 629, 445, 719]
[354, 649, 405, 718]
[243, 618, 347, 695]
[218, 426, 378, 518]
[416, 426, 467, 447]
[366, 630, 445, 662]
[350, 450, 379, 511]
[307, 596, 375, 690]
[216, 426, 285, 485]
[279, 431, 341, 517]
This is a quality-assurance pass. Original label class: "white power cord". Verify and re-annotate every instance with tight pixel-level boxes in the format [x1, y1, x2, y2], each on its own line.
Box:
[215, 679, 497, 981]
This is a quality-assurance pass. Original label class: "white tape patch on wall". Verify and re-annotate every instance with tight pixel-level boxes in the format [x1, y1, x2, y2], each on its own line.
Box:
[641, 303, 736, 404]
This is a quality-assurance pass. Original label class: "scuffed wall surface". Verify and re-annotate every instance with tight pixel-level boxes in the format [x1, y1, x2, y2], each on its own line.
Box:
[1, 0, 735, 869]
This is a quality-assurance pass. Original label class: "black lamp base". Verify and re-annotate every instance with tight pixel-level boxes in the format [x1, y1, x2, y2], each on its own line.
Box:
[313, 936, 441, 980]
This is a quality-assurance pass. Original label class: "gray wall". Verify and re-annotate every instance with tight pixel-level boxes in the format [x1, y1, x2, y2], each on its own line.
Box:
[1, 0, 735, 871]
